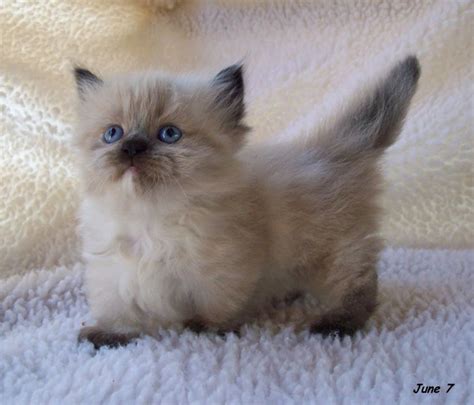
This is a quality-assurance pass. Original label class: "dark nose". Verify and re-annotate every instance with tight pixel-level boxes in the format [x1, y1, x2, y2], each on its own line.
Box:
[121, 139, 148, 157]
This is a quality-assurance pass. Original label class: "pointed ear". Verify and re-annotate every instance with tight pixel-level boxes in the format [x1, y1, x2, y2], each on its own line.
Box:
[211, 64, 245, 125]
[73, 67, 103, 100]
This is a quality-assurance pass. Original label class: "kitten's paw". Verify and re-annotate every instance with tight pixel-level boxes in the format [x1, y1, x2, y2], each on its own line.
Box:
[185, 319, 241, 337]
[78, 326, 136, 349]
[216, 327, 241, 338]
[310, 313, 361, 337]
[185, 319, 208, 334]
[310, 322, 356, 338]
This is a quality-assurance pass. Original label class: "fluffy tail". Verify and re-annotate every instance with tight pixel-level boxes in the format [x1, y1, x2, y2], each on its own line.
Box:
[322, 56, 420, 157]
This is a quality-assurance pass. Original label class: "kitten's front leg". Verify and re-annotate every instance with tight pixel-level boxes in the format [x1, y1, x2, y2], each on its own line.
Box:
[78, 326, 139, 349]
[79, 257, 144, 349]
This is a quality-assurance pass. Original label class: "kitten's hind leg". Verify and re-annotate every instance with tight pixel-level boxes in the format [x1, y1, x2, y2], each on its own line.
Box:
[310, 281, 377, 337]
[78, 326, 139, 349]
[307, 260, 378, 337]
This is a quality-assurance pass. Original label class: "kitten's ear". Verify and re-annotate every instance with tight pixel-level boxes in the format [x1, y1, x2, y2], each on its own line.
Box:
[211, 64, 245, 126]
[74, 67, 103, 100]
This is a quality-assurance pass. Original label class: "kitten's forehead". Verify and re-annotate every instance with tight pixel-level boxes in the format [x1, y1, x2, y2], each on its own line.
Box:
[83, 72, 201, 132]
[108, 73, 177, 120]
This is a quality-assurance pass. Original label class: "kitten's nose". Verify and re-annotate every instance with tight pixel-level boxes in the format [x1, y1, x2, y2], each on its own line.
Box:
[122, 139, 148, 157]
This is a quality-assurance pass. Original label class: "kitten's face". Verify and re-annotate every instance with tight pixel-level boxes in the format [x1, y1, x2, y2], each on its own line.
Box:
[73, 65, 248, 195]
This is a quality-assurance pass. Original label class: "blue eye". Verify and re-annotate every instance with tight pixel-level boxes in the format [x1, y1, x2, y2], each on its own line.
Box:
[158, 125, 182, 144]
[103, 125, 124, 144]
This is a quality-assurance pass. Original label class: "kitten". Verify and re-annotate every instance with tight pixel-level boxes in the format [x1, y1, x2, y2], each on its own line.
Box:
[74, 57, 420, 349]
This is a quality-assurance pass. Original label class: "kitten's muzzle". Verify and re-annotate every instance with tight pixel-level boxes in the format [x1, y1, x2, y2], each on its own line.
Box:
[122, 139, 148, 157]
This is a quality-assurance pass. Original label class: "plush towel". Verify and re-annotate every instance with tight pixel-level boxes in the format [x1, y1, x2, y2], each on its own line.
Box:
[1, 248, 473, 404]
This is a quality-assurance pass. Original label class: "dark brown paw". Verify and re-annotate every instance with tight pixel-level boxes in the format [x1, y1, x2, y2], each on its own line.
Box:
[216, 327, 241, 338]
[78, 326, 136, 349]
[185, 319, 241, 337]
[310, 322, 356, 338]
[310, 314, 360, 338]
[185, 319, 208, 334]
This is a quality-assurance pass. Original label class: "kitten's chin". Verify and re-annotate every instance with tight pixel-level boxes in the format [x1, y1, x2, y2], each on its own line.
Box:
[120, 167, 139, 195]
[125, 166, 139, 176]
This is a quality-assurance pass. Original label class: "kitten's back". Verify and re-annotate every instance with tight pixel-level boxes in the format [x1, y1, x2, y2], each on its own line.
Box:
[241, 56, 420, 272]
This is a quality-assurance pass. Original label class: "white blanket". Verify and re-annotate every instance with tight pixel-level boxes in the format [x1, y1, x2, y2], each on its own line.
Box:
[1, 248, 473, 404]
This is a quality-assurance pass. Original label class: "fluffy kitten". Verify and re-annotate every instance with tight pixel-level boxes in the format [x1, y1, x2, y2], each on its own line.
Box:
[74, 57, 420, 349]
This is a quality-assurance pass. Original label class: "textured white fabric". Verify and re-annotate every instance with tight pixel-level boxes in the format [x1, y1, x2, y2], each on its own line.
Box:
[1, 248, 473, 404]
[1, 0, 473, 277]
